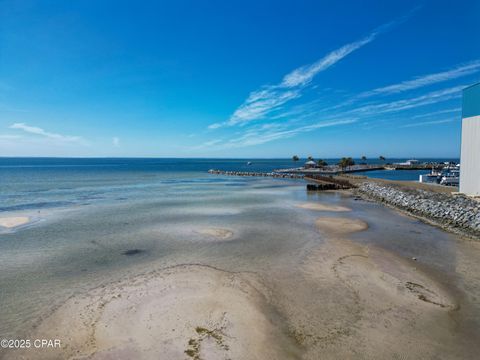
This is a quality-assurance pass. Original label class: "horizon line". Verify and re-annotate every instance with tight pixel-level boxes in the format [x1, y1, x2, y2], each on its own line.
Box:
[0, 156, 461, 160]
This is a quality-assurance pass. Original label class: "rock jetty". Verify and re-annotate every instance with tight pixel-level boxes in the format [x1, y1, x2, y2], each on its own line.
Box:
[356, 182, 480, 238]
[208, 169, 304, 179]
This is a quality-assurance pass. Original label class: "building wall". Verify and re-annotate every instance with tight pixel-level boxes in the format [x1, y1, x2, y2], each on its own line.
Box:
[460, 83, 480, 196]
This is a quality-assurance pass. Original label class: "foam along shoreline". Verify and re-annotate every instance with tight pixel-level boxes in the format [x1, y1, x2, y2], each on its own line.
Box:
[0, 216, 30, 229]
[296, 202, 351, 212]
[6, 264, 299, 360]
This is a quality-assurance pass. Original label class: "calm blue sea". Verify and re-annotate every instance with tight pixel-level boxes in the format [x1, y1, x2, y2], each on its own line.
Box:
[0, 157, 458, 213]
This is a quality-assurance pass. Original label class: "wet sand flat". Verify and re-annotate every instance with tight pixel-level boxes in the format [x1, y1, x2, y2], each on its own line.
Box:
[295, 237, 461, 359]
[0, 216, 30, 228]
[8, 234, 471, 360]
[296, 202, 351, 212]
[196, 227, 234, 240]
[2, 183, 480, 360]
[315, 216, 369, 235]
[6, 265, 298, 360]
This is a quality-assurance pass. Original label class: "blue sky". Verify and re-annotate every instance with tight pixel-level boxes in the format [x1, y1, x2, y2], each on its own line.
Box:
[0, 0, 479, 158]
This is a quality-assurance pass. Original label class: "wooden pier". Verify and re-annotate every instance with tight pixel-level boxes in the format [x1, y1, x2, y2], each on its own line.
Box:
[305, 175, 355, 190]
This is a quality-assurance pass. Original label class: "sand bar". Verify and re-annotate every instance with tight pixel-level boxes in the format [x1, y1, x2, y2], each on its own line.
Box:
[2, 210, 476, 359]
[3, 237, 471, 360]
[0, 216, 30, 228]
[315, 216, 368, 235]
[6, 264, 297, 360]
[296, 202, 351, 212]
[196, 227, 234, 240]
[295, 238, 458, 359]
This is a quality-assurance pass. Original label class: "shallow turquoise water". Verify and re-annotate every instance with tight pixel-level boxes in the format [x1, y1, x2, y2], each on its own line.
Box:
[0, 158, 475, 348]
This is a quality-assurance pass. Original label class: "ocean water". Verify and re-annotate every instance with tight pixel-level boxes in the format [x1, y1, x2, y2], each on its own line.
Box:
[0, 157, 472, 343]
[355, 169, 432, 181]
[1, 158, 314, 338]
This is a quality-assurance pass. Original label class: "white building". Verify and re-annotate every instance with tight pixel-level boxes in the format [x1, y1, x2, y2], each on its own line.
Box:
[394, 159, 419, 166]
[460, 83, 480, 196]
[304, 160, 317, 169]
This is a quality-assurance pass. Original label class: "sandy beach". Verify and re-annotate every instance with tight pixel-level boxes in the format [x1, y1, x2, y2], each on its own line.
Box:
[195, 227, 234, 241]
[7, 264, 298, 360]
[6, 197, 478, 360]
[315, 216, 368, 235]
[296, 202, 351, 212]
[0, 216, 30, 229]
[296, 237, 460, 359]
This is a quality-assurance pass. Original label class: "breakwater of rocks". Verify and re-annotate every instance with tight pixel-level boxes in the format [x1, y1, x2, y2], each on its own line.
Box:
[208, 169, 304, 179]
[356, 182, 480, 239]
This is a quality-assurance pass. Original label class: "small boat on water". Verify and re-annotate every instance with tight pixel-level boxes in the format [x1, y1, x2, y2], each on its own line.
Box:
[440, 167, 460, 186]
[419, 167, 442, 183]
[419, 165, 460, 186]
[246, 161, 252, 165]
[419, 172, 440, 184]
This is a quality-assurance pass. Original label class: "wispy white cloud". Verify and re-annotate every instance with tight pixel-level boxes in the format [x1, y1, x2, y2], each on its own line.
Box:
[9, 123, 86, 144]
[208, 20, 400, 129]
[411, 107, 461, 119]
[264, 84, 463, 134]
[279, 34, 377, 88]
[311, 62, 474, 118]
[351, 85, 464, 116]
[201, 8, 466, 152]
[205, 79, 463, 149]
[282, 85, 463, 127]
[203, 119, 356, 149]
[400, 118, 457, 128]
[208, 89, 301, 129]
[202, 139, 223, 147]
[113, 137, 120, 147]
[358, 61, 480, 98]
